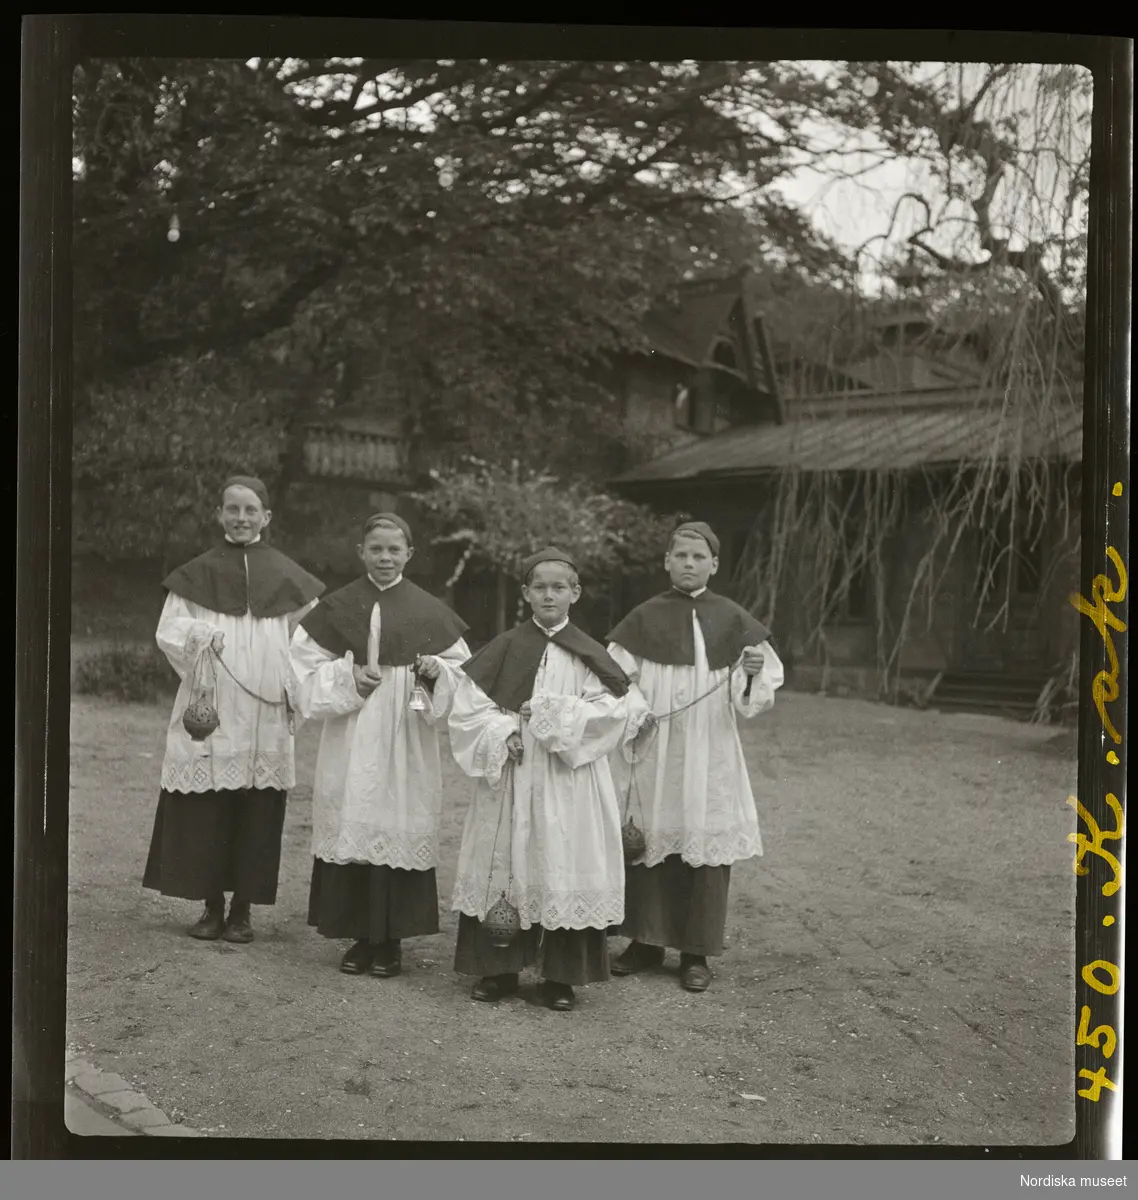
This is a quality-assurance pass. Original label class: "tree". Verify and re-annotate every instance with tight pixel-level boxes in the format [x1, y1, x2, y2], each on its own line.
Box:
[729, 63, 1090, 704]
[73, 59, 1092, 716]
[411, 457, 684, 633]
[72, 57, 852, 557]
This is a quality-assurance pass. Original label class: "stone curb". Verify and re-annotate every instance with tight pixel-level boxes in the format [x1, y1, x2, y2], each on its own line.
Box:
[66, 1052, 207, 1138]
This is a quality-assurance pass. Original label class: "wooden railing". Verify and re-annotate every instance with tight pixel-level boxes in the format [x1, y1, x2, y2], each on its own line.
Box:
[303, 428, 409, 483]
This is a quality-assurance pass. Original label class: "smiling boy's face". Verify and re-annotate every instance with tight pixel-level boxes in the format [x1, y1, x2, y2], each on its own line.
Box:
[665, 532, 718, 592]
[217, 485, 271, 545]
[358, 525, 413, 585]
[522, 561, 581, 628]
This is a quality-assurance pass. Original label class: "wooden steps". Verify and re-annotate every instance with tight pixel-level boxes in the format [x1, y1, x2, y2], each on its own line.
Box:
[929, 670, 1048, 720]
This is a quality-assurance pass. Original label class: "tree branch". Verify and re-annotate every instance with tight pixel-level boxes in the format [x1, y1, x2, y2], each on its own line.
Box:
[298, 63, 472, 127]
[475, 63, 588, 132]
[82, 258, 344, 384]
[576, 130, 690, 214]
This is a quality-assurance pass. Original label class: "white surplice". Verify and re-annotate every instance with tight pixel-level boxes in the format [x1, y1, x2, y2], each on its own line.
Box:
[290, 579, 470, 871]
[608, 597, 784, 869]
[157, 566, 315, 794]
[449, 620, 650, 931]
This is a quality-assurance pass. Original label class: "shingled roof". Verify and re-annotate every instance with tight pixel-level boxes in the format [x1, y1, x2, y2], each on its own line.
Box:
[614, 392, 1083, 483]
[641, 282, 745, 369]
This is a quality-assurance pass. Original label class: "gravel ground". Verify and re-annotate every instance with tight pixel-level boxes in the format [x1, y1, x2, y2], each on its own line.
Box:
[67, 689, 1077, 1145]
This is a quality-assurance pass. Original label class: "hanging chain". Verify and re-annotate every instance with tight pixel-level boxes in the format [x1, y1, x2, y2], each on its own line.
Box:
[483, 759, 516, 914]
[208, 645, 289, 708]
[653, 663, 739, 722]
[189, 641, 219, 697]
[623, 762, 646, 824]
[622, 663, 744, 830]
[205, 643, 296, 733]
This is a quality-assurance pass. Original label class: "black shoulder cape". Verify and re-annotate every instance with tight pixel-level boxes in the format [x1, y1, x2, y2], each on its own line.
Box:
[299, 576, 469, 667]
[607, 589, 771, 671]
[461, 620, 629, 713]
[161, 541, 325, 619]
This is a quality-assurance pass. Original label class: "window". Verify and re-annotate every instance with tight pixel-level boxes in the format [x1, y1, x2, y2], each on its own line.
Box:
[675, 377, 718, 435]
[712, 371, 739, 426]
[690, 388, 716, 435]
[712, 338, 739, 370]
[673, 383, 692, 430]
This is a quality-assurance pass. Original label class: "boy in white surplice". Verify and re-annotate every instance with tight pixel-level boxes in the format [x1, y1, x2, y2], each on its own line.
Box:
[448, 548, 652, 1012]
[606, 521, 784, 993]
[290, 514, 471, 979]
[143, 476, 325, 944]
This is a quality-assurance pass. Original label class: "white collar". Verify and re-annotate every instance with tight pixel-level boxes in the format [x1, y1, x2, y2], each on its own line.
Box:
[225, 534, 262, 546]
[674, 585, 707, 598]
[533, 615, 569, 637]
[369, 574, 404, 592]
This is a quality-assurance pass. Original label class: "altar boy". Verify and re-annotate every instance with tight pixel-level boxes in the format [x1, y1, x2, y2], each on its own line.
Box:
[290, 513, 471, 978]
[606, 521, 783, 992]
[448, 548, 651, 1012]
[143, 475, 325, 944]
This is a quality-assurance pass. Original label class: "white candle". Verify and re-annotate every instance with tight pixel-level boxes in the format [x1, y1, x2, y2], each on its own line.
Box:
[367, 603, 382, 673]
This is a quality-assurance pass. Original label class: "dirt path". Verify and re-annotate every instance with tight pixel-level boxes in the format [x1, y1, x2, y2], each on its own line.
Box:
[67, 690, 1077, 1145]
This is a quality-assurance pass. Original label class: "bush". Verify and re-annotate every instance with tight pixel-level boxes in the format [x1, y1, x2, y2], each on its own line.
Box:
[73, 643, 179, 703]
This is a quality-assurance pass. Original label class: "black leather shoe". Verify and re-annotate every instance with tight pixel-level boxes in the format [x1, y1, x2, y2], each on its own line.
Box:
[679, 955, 712, 992]
[340, 940, 374, 975]
[470, 974, 519, 1002]
[370, 940, 402, 978]
[540, 981, 576, 1011]
[188, 901, 226, 941]
[611, 941, 665, 976]
[223, 901, 255, 944]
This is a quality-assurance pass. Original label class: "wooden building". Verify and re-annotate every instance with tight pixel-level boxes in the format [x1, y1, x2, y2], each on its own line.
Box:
[294, 273, 1083, 714]
[611, 292, 1083, 716]
[291, 272, 783, 643]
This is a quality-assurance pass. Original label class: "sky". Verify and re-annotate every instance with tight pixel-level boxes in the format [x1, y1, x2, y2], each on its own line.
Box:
[246, 58, 1093, 299]
[766, 61, 1092, 296]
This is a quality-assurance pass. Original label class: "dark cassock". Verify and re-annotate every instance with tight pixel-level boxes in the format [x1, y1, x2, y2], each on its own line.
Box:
[606, 524, 785, 991]
[290, 571, 470, 977]
[143, 535, 325, 940]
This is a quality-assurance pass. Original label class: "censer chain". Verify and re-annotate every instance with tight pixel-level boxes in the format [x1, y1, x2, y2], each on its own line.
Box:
[651, 663, 738, 722]
[623, 664, 743, 842]
[483, 759, 515, 916]
[207, 645, 289, 708]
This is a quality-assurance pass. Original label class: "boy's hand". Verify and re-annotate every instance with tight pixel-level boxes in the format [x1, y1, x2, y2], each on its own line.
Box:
[506, 732, 524, 763]
[353, 664, 383, 697]
[416, 654, 442, 681]
[211, 631, 225, 654]
[741, 647, 765, 677]
[518, 701, 532, 720]
[629, 712, 659, 760]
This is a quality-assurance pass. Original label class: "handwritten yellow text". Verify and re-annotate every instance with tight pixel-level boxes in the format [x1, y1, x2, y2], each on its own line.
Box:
[1069, 546, 1128, 743]
[1081, 960, 1121, 996]
[1076, 1006, 1118, 1059]
[1077, 1066, 1119, 1102]
[1067, 792, 1124, 896]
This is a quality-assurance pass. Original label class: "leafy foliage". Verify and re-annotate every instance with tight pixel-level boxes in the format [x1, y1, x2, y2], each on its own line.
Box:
[72, 57, 849, 554]
[73, 59, 1091, 711]
[410, 457, 685, 584]
[73, 354, 288, 556]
